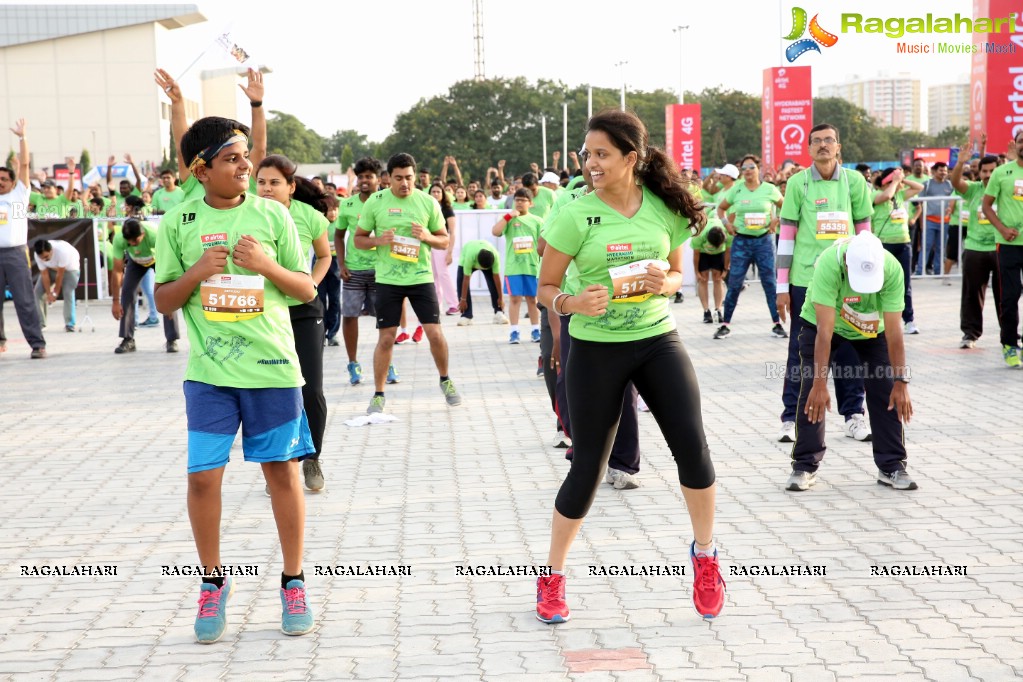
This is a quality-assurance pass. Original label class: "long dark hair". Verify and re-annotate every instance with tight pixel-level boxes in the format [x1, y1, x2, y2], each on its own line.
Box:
[429, 182, 452, 210]
[587, 109, 704, 232]
[257, 154, 331, 216]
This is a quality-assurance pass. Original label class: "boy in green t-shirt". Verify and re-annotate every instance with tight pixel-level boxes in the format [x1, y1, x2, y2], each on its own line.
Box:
[690, 224, 731, 325]
[788, 232, 915, 493]
[492, 188, 542, 343]
[456, 240, 504, 326]
[153, 117, 317, 644]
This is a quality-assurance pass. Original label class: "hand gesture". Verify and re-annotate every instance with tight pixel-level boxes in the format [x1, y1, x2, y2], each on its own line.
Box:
[377, 229, 396, 246]
[642, 262, 668, 296]
[9, 118, 25, 138]
[776, 293, 790, 324]
[497, 160, 505, 170]
[232, 235, 271, 274]
[124, 153, 134, 164]
[154, 69, 182, 103]
[195, 245, 230, 279]
[65, 156, 76, 173]
[569, 151, 578, 163]
[696, 270, 708, 284]
[410, 222, 427, 241]
[888, 383, 913, 423]
[979, 132, 987, 153]
[804, 383, 831, 424]
[238, 67, 264, 103]
[47, 291, 57, 304]
[487, 167, 497, 175]
[552, 151, 561, 164]
[108, 155, 116, 167]
[999, 225, 1020, 241]
[574, 284, 609, 317]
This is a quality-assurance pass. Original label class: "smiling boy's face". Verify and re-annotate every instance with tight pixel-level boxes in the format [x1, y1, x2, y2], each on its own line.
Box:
[197, 141, 251, 197]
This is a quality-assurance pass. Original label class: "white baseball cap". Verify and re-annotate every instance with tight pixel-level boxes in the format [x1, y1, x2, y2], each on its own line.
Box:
[714, 163, 739, 180]
[845, 232, 885, 294]
[539, 171, 561, 185]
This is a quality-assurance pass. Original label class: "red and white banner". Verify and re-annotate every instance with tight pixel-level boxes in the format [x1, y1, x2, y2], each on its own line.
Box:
[52, 165, 83, 191]
[762, 66, 813, 172]
[971, 0, 1023, 148]
[665, 103, 701, 172]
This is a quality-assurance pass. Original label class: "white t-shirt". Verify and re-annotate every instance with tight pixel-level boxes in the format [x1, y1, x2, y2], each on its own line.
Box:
[486, 195, 506, 209]
[34, 239, 81, 271]
[0, 181, 30, 248]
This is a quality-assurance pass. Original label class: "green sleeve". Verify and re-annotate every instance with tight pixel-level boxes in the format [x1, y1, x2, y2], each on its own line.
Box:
[769, 184, 783, 204]
[808, 253, 841, 309]
[111, 232, 126, 260]
[780, 174, 803, 222]
[690, 231, 706, 251]
[154, 213, 184, 283]
[721, 184, 738, 206]
[670, 216, 692, 250]
[880, 255, 906, 313]
[984, 176, 1001, 199]
[358, 196, 377, 234]
[274, 207, 309, 273]
[427, 197, 445, 233]
[542, 204, 583, 257]
[312, 211, 329, 240]
[850, 172, 874, 223]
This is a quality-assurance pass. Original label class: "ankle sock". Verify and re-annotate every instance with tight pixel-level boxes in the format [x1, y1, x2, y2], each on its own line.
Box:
[693, 541, 716, 558]
[281, 571, 304, 589]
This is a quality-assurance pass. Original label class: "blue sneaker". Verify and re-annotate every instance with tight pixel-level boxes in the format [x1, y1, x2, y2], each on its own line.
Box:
[347, 361, 362, 385]
[530, 329, 541, 343]
[280, 579, 315, 635]
[386, 364, 400, 384]
[139, 316, 160, 327]
[194, 577, 234, 644]
[509, 330, 521, 345]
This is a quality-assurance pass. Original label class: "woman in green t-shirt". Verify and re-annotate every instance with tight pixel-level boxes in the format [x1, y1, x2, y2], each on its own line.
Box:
[536, 109, 724, 624]
[451, 186, 472, 210]
[871, 168, 923, 331]
[257, 154, 332, 492]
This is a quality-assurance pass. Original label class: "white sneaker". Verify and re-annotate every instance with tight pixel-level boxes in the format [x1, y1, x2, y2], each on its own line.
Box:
[942, 276, 952, 286]
[457, 316, 473, 326]
[605, 468, 639, 490]
[552, 430, 571, 449]
[493, 311, 509, 324]
[844, 413, 872, 442]
[777, 421, 796, 443]
[905, 321, 920, 335]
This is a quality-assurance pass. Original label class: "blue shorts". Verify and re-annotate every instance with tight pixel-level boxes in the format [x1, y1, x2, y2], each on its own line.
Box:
[505, 274, 538, 297]
[183, 381, 315, 474]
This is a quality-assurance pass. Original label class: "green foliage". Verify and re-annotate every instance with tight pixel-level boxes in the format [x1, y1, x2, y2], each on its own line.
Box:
[266, 111, 324, 163]
[339, 144, 354, 173]
[5, 150, 14, 168]
[686, 88, 763, 167]
[932, 125, 969, 147]
[326, 130, 375, 164]
[80, 149, 91, 176]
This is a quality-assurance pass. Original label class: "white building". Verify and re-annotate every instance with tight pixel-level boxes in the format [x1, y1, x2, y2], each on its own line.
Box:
[928, 83, 970, 136]
[819, 74, 922, 132]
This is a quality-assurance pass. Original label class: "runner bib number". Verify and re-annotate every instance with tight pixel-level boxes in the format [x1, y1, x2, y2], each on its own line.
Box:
[512, 236, 534, 254]
[743, 212, 767, 228]
[130, 251, 155, 267]
[0, 203, 8, 226]
[839, 303, 879, 338]
[960, 209, 971, 223]
[200, 274, 265, 322]
[608, 259, 670, 303]
[890, 208, 908, 224]
[978, 204, 994, 224]
[390, 235, 421, 262]
[816, 211, 851, 239]
[1014, 179, 1023, 200]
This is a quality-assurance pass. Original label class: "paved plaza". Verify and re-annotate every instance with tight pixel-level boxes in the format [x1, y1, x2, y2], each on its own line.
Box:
[1, 278, 1022, 681]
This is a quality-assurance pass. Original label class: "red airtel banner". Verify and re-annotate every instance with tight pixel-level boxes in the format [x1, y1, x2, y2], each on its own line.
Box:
[971, 0, 1023, 149]
[762, 66, 813, 172]
[665, 103, 702, 171]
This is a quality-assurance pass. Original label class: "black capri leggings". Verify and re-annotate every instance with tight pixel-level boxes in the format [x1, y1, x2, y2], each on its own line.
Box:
[555, 330, 714, 519]
[290, 299, 327, 460]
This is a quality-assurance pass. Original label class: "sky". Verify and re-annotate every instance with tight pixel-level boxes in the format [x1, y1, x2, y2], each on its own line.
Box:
[109, 0, 979, 141]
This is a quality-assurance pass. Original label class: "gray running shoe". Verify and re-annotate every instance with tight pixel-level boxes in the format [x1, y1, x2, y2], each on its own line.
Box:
[959, 336, 976, 349]
[367, 394, 386, 414]
[877, 469, 918, 490]
[303, 459, 325, 491]
[785, 470, 817, 491]
[713, 325, 730, 340]
[440, 379, 462, 406]
[605, 468, 639, 490]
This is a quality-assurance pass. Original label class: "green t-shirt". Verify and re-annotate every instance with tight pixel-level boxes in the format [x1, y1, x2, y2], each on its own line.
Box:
[286, 200, 329, 306]
[870, 189, 911, 244]
[800, 240, 904, 341]
[459, 240, 501, 271]
[338, 194, 376, 271]
[111, 187, 143, 215]
[358, 188, 445, 286]
[543, 185, 691, 343]
[962, 181, 997, 252]
[112, 224, 159, 266]
[543, 185, 591, 297]
[152, 186, 186, 214]
[722, 182, 782, 236]
[501, 213, 542, 276]
[31, 193, 71, 218]
[690, 222, 733, 255]
[154, 195, 308, 389]
[452, 201, 473, 211]
[984, 161, 1023, 244]
[529, 185, 557, 219]
[180, 176, 205, 204]
[780, 167, 874, 288]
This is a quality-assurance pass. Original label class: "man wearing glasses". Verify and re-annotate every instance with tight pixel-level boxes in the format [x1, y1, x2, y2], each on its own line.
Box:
[775, 123, 875, 445]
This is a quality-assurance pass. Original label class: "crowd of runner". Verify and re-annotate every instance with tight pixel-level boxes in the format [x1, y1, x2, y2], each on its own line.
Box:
[2, 66, 1023, 641]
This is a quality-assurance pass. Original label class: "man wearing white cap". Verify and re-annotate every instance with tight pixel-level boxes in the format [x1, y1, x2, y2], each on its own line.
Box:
[786, 231, 916, 492]
[539, 171, 562, 193]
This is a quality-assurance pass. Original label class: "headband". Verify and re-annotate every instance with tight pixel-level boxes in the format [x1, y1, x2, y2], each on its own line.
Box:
[188, 130, 247, 173]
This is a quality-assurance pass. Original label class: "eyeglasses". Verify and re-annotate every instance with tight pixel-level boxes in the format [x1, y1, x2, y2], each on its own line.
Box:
[741, 164, 757, 170]
[810, 136, 837, 146]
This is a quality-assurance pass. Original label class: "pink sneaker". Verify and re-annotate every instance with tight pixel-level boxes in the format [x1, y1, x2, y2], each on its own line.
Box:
[536, 574, 570, 623]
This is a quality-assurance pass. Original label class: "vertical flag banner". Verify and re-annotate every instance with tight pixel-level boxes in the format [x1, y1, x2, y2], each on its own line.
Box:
[216, 31, 252, 65]
[971, 0, 1023, 147]
[762, 66, 813, 171]
[665, 104, 702, 171]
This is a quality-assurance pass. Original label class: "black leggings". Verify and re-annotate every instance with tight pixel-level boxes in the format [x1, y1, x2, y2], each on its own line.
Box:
[290, 299, 326, 459]
[556, 331, 714, 519]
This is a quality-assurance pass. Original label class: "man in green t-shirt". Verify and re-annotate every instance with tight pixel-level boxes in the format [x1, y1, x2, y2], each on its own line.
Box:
[787, 231, 915, 492]
[354, 153, 462, 413]
[950, 151, 1001, 349]
[522, 173, 556, 219]
[776, 123, 875, 445]
[110, 218, 180, 353]
[981, 129, 1023, 367]
[455, 240, 503, 326]
[30, 174, 77, 219]
[152, 169, 186, 214]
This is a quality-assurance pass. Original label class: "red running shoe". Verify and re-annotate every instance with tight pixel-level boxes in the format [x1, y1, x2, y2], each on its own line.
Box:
[690, 542, 725, 618]
[536, 574, 570, 623]
[411, 325, 424, 343]
[395, 332, 410, 345]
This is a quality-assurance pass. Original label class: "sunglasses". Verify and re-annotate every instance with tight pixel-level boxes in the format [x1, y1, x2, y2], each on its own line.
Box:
[741, 164, 757, 170]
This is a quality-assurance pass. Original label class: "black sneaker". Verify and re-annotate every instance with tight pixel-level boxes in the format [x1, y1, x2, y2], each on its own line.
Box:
[115, 338, 136, 354]
[714, 309, 723, 324]
[713, 325, 730, 340]
[674, 292, 684, 304]
[166, 340, 179, 353]
[703, 310, 712, 324]
[771, 323, 788, 338]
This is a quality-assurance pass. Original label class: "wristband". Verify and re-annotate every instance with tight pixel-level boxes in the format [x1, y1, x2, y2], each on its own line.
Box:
[553, 292, 571, 316]
[250, 101, 262, 108]
[503, 213, 514, 223]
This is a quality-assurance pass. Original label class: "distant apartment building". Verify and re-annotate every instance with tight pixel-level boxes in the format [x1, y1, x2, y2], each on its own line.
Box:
[928, 83, 970, 135]
[819, 74, 922, 132]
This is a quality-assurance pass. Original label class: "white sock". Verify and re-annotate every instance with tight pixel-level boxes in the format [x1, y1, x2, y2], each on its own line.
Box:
[510, 324, 520, 334]
[694, 540, 715, 558]
[551, 569, 564, 576]
[531, 324, 540, 333]
[399, 328, 408, 335]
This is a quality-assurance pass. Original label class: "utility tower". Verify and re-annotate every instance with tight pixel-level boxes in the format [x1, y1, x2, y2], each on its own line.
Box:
[473, 0, 485, 80]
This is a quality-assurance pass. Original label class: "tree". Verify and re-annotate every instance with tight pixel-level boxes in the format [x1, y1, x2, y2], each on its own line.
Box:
[5, 150, 14, 169]
[80, 149, 91, 177]
[339, 144, 354, 173]
[266, 111, 324, 163]
[325, 129, 375, 164]
[687, 88, 763, 166]
[932, 125, 969, 147]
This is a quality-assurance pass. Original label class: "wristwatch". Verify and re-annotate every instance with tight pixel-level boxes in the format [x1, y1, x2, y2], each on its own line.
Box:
[894, 375, 910, 384]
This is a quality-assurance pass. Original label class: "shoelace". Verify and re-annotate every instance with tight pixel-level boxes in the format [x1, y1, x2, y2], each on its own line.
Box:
[538, 576, 565, 603]
[693, 555, 726, 591]
[283, 587, 307, 615]
[443, 381, 457, 396]
[197, 587, 224, 618]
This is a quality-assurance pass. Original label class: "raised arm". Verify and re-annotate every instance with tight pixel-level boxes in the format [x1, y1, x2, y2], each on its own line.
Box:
[154, 69, 189, 182]
[64, 158, 77, 200]
[496, 159, 506, 187]
[106, 155, 116, 194]
[450, 157, 463, 187]
[9, 119, 29, 187]
[240, 68, 266, 170]
[125, 153, 142, 192]
[949, 139, 971, 194]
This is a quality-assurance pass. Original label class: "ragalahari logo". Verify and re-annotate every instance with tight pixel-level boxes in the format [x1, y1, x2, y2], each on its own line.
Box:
[784, 7, 839, 62]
